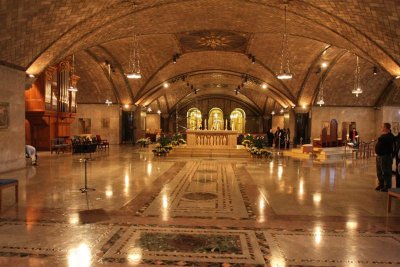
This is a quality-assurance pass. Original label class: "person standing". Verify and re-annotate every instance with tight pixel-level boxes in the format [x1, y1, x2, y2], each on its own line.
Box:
[375, 123, 395, 192]
[395, 132, 400, 188]
[349, 127, 359, 145]
[25, 145, 38, 166]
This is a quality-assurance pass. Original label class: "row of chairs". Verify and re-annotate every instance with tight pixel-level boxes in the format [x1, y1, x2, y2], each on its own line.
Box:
[72, 135, 109, 152]
[349, 140, 376, 159]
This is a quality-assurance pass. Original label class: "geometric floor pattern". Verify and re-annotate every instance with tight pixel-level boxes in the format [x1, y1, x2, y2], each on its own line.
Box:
[265, 229, 400, 266]
[141, 161, 250, 219]
[102, 226, 265, 265]
[0, 219, 399, 266]
[1, 146, 400, 266]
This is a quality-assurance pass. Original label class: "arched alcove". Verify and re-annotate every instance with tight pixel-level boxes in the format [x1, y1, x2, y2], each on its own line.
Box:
[187, 108, 202, 130]
[208, 108, 224, 130]
[230, 108, 246, 133]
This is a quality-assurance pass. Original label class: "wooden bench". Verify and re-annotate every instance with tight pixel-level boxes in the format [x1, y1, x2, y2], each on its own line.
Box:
[387, 188, 400, 212]
[0, 179, 18, 210]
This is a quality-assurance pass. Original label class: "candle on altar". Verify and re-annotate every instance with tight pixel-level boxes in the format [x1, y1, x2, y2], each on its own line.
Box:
[204, 119, 207, 130]
[225, 119, 227, 130]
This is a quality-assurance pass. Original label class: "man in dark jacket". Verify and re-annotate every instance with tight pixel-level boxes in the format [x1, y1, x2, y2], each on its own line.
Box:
[395, 133, 400, 188]
[375, 123, 395, 192]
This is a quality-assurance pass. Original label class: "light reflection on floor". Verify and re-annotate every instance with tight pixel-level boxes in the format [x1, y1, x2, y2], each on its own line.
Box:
[0, 145, 399, 266]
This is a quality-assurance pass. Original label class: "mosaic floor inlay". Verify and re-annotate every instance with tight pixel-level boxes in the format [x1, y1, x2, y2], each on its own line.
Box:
[0, 221, 119, 258]
[102, 226, 265, 265]
[141, 162, 250, 219]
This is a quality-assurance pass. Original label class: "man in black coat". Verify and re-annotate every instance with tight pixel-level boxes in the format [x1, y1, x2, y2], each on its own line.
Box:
[395, 133, 400, 188]
[375, 123, 395, 192]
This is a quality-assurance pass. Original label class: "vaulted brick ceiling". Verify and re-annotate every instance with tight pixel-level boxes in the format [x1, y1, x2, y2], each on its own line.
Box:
[1, 0, 399, 114]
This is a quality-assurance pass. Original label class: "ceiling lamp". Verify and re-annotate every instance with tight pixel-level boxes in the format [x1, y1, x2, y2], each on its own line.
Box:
[271, 110, 275, 115]
[262, 83, 268, 89]
[68, 54, 78, 92]
[277, 5, 293, 80]
[147, 106, 152, 112]
[126, 34, 142, 79]
[316, 75, 325, 106]
[351, 56, 363, 97]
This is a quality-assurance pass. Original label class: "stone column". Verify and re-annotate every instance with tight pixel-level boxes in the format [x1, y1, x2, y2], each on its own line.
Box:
[161, 114, 169, 133]
[293, 107, 310, 144]
[133, 106, 146, 142]
[0, 65, 26, 172]
[284, 109, 296, 143]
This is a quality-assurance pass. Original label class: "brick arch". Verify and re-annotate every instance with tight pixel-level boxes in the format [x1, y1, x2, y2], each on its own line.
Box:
[15, 0, 397, 78]
[137, 69, 293, 112]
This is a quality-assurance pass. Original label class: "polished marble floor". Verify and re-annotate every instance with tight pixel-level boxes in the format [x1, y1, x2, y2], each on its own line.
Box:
[0, 145, 399, 266]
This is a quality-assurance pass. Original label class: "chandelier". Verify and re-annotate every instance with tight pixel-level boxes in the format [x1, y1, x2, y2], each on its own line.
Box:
[68, 54, 78, 92]
[351, 55, 363, 97]
[316, 76, 325, 106]
[105, 62, 113, 106]
[277, 5, 293, 80]
[126, 34, 142, 79]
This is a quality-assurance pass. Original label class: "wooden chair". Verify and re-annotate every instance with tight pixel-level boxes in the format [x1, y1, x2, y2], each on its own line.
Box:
[329, 119, 338, 147]
[321, 127, 328, 147]
[0, 179, 18, 210]
[96, 135, 109, 150]
[341, 127, 348, 146]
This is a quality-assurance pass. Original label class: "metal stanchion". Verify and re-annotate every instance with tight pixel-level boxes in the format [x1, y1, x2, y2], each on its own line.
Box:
[79, 158, 96, 193]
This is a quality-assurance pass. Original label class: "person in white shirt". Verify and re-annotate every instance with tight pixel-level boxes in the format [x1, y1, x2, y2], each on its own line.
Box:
[25, 145, 37, 165]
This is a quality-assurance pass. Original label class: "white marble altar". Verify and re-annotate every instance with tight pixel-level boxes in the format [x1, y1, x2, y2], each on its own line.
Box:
[186, 130, 238, 148]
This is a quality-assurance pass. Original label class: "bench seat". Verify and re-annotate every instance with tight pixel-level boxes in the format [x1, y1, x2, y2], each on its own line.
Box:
[0, 179, 18, 210]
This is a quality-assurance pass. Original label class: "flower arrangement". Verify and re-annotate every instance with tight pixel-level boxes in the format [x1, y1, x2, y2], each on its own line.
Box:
[242, 134, 254, 147]
[178, 138, 186, 145]
[152, 146, 168, 156]
[252, 136, 264, 149]
[242, 139, 252, 147]
[250, 147, 273, 158]
[136, 137, 151, 147]
[171, 134, 186, 146]
[153, 135, 172, 156]
[158, 136, 171, 147]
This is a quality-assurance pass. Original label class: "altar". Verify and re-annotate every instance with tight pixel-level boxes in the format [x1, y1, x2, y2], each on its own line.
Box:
[186, 130, 238, 148]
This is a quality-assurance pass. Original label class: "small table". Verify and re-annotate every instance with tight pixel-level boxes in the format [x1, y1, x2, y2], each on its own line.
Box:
[388, 188, 400, 212]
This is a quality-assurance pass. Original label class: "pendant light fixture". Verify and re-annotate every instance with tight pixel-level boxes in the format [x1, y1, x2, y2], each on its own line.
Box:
[316, 76, 325, 106]
[126, 34, 142, 79]
[68, 54, 78, 92]
[277, 5, 293, 80]
[351, 55, 363, 97]
[105, 62, 113, 106]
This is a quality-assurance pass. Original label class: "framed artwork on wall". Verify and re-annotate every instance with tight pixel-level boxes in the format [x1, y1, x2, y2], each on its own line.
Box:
[0, 102, 9, 129]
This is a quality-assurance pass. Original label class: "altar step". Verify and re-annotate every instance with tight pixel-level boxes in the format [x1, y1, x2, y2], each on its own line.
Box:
[168, 146, 250, 158]
[284, 146, 356, 161]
